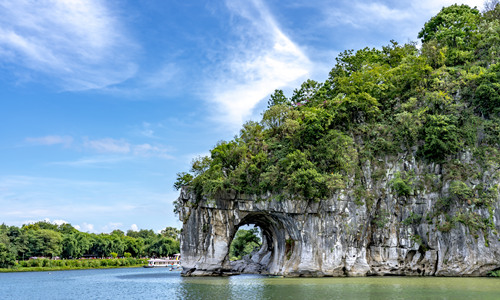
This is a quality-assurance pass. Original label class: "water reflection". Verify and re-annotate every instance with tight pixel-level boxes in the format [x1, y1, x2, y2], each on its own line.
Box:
[1, 268, 500, 300]
[172, 276, 500, 300]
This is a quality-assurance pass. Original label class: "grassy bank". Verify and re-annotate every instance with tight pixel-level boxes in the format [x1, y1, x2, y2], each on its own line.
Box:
[0, 258, 149, 273]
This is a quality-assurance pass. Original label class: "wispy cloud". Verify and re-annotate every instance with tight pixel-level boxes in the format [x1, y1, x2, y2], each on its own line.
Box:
[133, 143, 173, 159]
[0, 0, 137, 90]
[49, 156, 132, 167]
[0, 175, 178, 232]
[320, 0, 484, 31]
[24, 135, 173, 161]
[84, 138, 131, 154]
[21, 218, 69, 226]
[101, 222, 123, 233]
[413, 0, 484, 12]
[74, 223, 94, 233]
[25, 135, 73, 147]
[205, 0, 311, 128]
[83, 137, 173, 158]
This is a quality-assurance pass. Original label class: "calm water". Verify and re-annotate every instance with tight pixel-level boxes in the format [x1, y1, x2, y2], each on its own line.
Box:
[0, 268, 499, 300]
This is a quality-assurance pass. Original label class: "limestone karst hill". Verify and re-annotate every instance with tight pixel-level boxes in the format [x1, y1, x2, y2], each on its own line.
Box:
[175, 4, 500, 277]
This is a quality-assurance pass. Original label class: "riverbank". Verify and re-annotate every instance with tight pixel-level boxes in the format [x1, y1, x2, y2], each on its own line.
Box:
[0, 258, 149, 273]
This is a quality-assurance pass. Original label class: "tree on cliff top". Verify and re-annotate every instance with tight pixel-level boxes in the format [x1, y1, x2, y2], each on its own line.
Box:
[174, 4, 500, 203]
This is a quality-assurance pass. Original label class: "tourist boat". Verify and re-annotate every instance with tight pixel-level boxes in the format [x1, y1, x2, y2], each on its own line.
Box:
[144, 254, 181, 270]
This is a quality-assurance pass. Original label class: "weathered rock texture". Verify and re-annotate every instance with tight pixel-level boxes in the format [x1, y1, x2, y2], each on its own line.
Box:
[178, 155, 500, 277]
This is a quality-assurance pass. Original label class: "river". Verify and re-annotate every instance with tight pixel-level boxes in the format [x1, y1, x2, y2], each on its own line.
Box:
[0, 268, 499, 299]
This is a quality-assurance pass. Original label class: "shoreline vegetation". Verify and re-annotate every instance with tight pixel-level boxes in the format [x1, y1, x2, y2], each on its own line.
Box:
[0, 257, 149, 273]
[0, 221, 180, 270]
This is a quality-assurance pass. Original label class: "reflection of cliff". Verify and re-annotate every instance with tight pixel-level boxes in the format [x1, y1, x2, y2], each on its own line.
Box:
[178, 155, 500, 277]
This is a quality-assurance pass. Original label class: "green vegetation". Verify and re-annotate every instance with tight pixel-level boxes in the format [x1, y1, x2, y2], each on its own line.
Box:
[174, 3, 500, 209]
[391, 172, 414, 197]
[0, 221, 180, 270]
[229, 228, 261, 261]
[1, 257, 149, 272]
[489, 269, 500, 277]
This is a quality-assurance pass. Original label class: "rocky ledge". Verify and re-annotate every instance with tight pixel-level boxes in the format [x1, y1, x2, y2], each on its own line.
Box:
[177, 154, 500, 277]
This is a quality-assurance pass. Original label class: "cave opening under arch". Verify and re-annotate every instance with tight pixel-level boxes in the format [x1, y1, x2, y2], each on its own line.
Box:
[224, 212, 294, 274]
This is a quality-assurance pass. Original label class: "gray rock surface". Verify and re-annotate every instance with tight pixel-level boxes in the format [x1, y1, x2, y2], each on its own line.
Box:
[177, 155, 500, 277]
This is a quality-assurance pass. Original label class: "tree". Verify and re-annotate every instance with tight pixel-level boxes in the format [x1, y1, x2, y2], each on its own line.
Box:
[418, 4, 480, 46]
[160, 227, 180, 240]
[0, 243, 16, 268]
[123, 236, 144, 257]
[483, 0, 500, 19]
[229, 228, 261, 260]
[422, 114, 462, 161]
[418, 5, 480, 65]
[267, 89, 289, 108]
[61, 232, 92, 259]
[145, 236, 179, 257]
[25, 229, 63, 258]
[111, 229, 125, 237]
[173, 172, 193, 190]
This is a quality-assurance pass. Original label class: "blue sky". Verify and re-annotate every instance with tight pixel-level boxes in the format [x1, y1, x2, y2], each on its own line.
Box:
[0, 0, 485, 233]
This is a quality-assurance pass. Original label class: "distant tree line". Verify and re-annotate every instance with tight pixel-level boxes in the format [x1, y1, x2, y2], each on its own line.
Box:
[0, 221, 180, 268]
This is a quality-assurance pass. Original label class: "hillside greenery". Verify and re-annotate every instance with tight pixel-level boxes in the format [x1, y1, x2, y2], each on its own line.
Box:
[174, 3, 500, 208]
[0, 221, 180, 269]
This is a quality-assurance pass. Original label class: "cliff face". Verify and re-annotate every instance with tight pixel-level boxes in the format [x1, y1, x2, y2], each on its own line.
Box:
[178, 153, 500, 277]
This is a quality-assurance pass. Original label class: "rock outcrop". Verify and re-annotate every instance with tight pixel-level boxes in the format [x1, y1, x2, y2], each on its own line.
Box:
[177, 154, 500, 277]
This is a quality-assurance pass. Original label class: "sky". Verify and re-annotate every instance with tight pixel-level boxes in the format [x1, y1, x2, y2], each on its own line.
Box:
[0, 0, 486, 233]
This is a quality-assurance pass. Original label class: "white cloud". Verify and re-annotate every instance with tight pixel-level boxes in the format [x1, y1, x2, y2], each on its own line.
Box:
[84, 138, 131, 154]
[206, 0, 311, 128]
[142, 63, 180, 90]
[139, 122, 156, 139]
[322, 0, 485, 29]
[0, 0, 137, 90]
[78, 222, 95, 233]
[25, 135, 73, 147]
[412, 0, 484, 12]
[81, 137, 172, 159]
[130, 224, 139, 231]
[51, 219, 69, 226]
[49, 156, 132, 167]
[133, 143, 173, 159]
[322, 2, 412, 28]
[21, 218, 68, 226]
[102, 222, 123, 233]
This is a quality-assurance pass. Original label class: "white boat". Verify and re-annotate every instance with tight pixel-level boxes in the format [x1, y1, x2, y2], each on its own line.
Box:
[144, 254, 181, 269]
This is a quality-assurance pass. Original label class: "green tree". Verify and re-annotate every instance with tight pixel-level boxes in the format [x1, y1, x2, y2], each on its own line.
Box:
[267, 89, 289, 108]
[25, 229, 63, 258]
[160, 227, 180, 240]
[0, 242, 16, 268]
[418, 4, 480, 46]
[483, 0, 500, 19]
[145, 236, 179, 257]
[173, 172, 193, 190]
[422, 114, 462, 161]
[61, 232, 92, 259]
[229, 228, 261, 260]
[418, 4, 480, 65]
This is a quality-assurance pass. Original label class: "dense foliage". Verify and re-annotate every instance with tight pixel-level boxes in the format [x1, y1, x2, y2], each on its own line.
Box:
[229, 228, 261, 261]
[0, 221, 180, 269]
[175, 4, 500, 206]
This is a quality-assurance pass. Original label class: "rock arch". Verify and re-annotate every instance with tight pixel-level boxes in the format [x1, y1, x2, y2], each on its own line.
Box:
[228, 212, 293, 275]
[177, 162, 500, 277]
